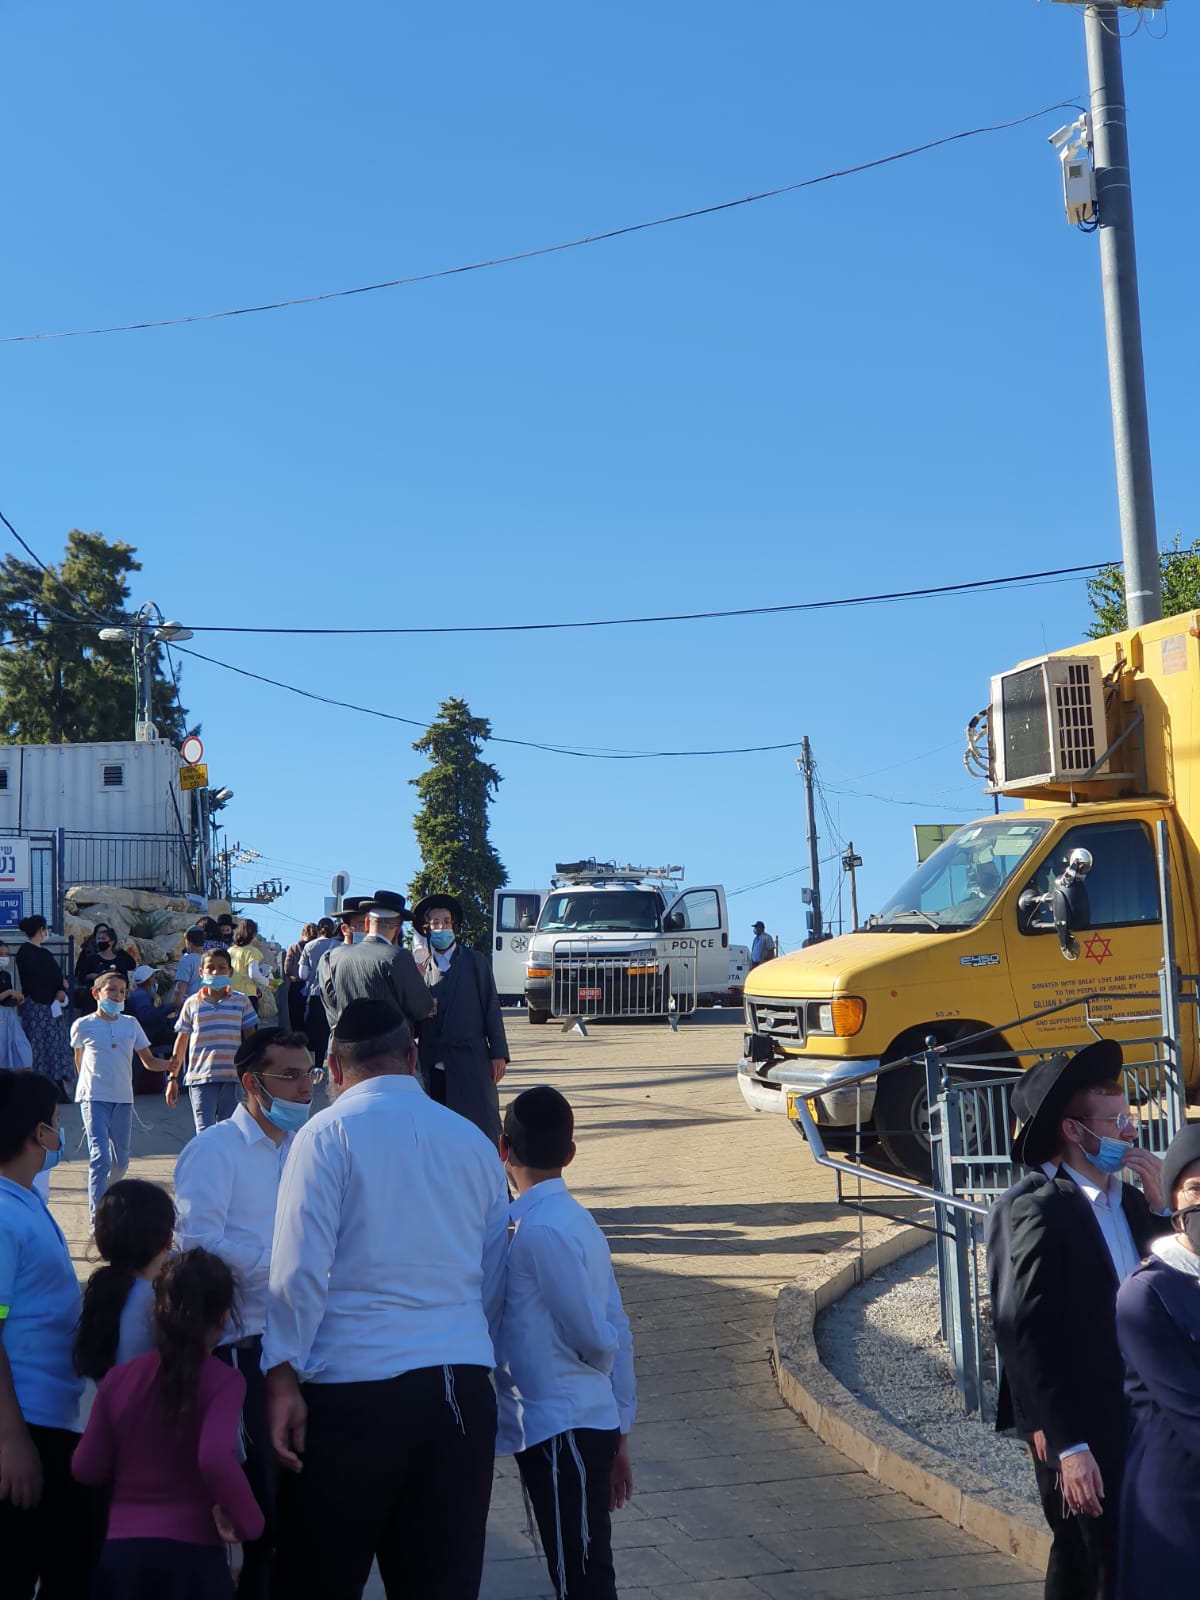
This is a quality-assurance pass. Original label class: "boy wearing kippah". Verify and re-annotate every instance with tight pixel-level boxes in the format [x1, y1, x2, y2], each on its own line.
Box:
[496, 1086, 636, 1600]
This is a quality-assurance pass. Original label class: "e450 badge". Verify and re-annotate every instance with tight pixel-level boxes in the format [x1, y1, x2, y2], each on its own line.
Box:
[960, 953, 1001, 968]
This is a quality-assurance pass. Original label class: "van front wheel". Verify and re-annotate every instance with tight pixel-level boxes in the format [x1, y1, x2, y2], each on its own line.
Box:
[874, 1061, 935, 1180]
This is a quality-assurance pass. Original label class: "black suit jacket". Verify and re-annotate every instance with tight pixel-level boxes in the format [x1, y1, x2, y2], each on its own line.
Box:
[987, 1169, 1165, 1460]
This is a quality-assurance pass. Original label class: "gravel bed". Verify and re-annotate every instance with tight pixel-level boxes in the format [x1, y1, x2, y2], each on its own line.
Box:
[816, 1241, 1039, 1508]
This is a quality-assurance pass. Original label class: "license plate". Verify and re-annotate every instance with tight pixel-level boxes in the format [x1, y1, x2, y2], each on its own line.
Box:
[579, 987, 602, 1001]
[786, 1092, 820, 1124]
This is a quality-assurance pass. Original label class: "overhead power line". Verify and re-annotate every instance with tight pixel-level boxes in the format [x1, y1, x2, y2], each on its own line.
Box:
[0, 100, 1082, 346]
[38, 561, 1109, 638]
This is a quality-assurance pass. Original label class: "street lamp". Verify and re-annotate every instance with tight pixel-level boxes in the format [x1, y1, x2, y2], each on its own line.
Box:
[98, 603, 194, 742]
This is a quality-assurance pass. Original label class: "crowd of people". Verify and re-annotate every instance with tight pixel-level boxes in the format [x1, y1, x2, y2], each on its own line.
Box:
[0, 892, 636, 1600]
[989, 1038, 1200, 1600]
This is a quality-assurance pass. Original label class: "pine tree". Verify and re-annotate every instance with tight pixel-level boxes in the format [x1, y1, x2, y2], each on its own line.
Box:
[0, 530, 189, 746]
[409, 698, 507, 946]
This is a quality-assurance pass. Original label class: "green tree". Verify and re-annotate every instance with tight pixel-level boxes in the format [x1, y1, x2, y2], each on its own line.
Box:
[1085, 536, 1200, 638]
[0, 530, 190, 746]
[409, 698, 507, 946]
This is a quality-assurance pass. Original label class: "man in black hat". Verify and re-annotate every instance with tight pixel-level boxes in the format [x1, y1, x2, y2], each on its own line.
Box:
[318, 890, 432, 1045]
[263, 999, 508, 1600]
[411, 892, 508, 1146]
[987, 1039, 1167, 1600]
[750, 921, 775, 967]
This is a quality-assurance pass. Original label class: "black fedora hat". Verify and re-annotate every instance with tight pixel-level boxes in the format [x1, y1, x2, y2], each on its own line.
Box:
[1010, 1037, 1125, 1169]
[338, 896, 373, 919]
[362, 889, 411, 922]
[411, 892, 465, 931]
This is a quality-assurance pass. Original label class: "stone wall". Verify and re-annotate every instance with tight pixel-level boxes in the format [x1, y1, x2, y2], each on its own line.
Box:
[65, 886, 233, 977]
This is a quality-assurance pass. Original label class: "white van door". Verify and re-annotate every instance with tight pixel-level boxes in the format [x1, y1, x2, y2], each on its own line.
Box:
[492, 889, 545, 1003]
[661, 886, 730, 1006]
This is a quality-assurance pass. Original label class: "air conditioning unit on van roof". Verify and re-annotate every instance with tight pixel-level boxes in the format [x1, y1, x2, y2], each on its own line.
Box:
[990, 655, 1109, 789]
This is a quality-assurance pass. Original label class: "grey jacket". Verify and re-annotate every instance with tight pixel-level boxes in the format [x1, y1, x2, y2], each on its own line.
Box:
[319, 935, 434, 1034]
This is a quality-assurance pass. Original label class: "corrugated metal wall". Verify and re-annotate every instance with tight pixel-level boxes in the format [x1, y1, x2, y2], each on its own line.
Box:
[0, 741, 185, 836]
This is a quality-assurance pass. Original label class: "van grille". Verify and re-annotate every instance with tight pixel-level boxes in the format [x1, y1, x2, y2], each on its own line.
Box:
[746, 998, 805, 1043]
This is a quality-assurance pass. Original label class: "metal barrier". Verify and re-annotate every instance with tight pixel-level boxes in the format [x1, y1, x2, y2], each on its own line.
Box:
[793, 979, 1191, 1419]
[550, 937, 699, 1028]
[63, 831, 197, 896]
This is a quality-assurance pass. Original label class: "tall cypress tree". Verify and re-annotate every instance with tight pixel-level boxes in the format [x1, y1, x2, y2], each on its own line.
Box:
[409, 698, 507, 945]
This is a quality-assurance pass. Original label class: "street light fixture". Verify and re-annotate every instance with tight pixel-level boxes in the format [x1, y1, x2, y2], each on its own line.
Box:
[96, 603, 194, 741]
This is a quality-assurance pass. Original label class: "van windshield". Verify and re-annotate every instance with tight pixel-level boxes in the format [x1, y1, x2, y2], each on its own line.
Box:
[537, 891, 662, 934]
[868, 817, 1051, 932]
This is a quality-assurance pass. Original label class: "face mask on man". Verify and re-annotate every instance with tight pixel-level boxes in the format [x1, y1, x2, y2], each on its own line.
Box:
[256, 1080, 312, 1135]
[39, 1121, 63, 1173]
[1077, 1124, 1131, 1175]
[429, 929, 456, 952]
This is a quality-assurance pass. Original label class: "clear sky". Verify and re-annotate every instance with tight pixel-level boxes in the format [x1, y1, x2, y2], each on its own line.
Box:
[2, 2, 1195, 951]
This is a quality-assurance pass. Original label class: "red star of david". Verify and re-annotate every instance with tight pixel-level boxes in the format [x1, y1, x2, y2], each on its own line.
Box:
[1083, 932, 1113, 966]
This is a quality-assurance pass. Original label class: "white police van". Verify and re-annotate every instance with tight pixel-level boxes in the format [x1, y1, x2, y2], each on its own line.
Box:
[493, 861, 743, 1024]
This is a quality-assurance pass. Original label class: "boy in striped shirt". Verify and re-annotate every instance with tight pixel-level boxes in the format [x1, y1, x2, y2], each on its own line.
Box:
[166, 947, 257, 1133]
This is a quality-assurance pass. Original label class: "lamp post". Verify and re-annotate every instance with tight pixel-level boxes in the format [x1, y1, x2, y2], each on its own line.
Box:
[98, 603, 193, 742]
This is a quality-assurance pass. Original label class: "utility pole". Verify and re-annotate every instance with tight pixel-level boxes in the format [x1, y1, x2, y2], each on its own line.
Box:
[797, 738, 823, 942]
[841, 841, 863, 931]
[1080, 1, 1162, 626]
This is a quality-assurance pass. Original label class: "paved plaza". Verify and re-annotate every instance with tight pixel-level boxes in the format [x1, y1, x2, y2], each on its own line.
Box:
[48, 1011, 1041, 1599]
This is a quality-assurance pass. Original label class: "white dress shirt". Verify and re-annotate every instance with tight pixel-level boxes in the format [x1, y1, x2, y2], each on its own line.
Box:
[495, 1177, 637, 1455]
[1042, 1160, 1143, 1283]
[262, 1073, 509, 1384]
[174, 1104, 293, 1342]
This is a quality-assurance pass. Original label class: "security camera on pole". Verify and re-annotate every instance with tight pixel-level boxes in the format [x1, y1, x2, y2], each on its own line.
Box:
[1047, 0, 1164, 628]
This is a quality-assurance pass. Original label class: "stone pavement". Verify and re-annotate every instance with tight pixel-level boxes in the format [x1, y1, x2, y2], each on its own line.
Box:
[48, 1012, 1041, 1599]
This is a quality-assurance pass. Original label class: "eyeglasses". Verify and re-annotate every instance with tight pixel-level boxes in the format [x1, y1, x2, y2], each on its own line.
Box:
[1080, 1111, 1139, 1134]
[259, 1066, 325, 1086]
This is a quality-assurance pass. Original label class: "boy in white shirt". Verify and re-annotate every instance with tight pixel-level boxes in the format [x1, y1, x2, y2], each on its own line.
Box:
[496, 1086, 636, 1600]
[69, 972, 166, 1224]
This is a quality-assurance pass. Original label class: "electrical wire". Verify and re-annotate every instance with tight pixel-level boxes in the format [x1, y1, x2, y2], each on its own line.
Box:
[0, 100, 1084, 346]
[169, 641, 806, 760]
[822, 782, 979, 815]
[81, 562, 1109, 637]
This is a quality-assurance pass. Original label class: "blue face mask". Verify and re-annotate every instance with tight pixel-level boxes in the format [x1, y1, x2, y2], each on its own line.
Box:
[429, 929, 456, 951]
[257, 1084, 311, 1135]
[40, 1122, 62, 1172]
[1079, 1126, 1130, 1174]
[97, 997, 123, 1019]
[205, 974, 232, 993]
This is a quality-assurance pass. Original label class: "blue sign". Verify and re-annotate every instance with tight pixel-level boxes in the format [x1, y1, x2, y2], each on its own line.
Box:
[0, 892, 26, 927]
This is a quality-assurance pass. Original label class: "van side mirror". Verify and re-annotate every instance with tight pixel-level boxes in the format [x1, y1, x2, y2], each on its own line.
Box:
[1051, 848, 1093, 960]
[664, 911, 685, 932]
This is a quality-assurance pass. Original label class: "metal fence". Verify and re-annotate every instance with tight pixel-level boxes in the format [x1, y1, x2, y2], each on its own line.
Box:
[792, 974, 1190, 1420]
[63, 832, 197, 897]
[549, 937, 699, 1028]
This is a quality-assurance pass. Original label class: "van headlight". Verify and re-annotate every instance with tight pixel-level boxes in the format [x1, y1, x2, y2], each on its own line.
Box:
[806, 997, 866, 1037]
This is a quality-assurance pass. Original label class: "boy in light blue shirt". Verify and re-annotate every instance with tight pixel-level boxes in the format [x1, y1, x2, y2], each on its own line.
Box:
[496, 1086, 636, 1600]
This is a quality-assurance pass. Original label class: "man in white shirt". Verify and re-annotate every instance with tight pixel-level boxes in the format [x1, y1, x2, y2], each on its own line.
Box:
[263, 998, 508, 1600]
[174, 1028, 320, 1600]
[495, 1086, 636, 1600]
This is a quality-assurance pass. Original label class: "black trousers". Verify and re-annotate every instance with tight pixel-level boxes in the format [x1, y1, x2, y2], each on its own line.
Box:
[94, 1540, 232, 1600]
[273, 1363, 496, 1600]
[303, 993, 329, 1068]
[517, 1427, 620, 1600]
[1032, 1447, 1121, 1600]
[214, 1337, 275, 1600]
[0, 1424, 106, 1600]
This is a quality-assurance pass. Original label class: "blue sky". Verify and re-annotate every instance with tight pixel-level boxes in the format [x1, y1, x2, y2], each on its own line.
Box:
[2, 2, 1195, 949]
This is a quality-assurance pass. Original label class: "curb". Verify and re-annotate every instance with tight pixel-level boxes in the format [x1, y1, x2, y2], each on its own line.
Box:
[771, 1223, 1050, 1573]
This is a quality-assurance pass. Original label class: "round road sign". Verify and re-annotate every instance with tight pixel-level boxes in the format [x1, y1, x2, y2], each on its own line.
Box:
[181, 736, 205, 766]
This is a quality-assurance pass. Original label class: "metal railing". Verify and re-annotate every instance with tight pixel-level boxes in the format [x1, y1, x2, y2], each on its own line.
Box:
[63, 831, 197, 896]
[793, 979, 1190, 1418]
[550, 937, 699, 1028]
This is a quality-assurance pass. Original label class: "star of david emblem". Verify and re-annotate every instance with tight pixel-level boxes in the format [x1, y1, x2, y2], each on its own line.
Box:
[1083, 932, 1113, 966]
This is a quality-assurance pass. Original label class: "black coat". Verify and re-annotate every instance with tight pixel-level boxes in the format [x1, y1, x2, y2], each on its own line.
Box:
[1115, 1253, 1200, 1600]
[988, 1170, 1165, 1461]
[417, 946, 509, 1145]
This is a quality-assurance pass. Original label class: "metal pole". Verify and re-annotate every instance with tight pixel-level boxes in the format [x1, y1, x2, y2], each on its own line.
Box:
[842, 841, 862, 932]
[800, 737, 823, 941]
[1084, 1, 1161, 627]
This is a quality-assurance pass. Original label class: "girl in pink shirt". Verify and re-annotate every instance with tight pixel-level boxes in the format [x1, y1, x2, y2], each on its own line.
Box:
[72, 1248, 263, 1599]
